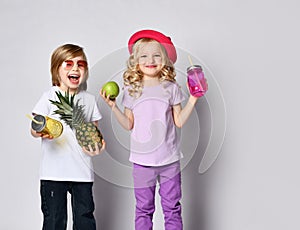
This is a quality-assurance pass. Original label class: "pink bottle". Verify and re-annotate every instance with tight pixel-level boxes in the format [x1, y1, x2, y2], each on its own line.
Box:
[187, 65, 208, 97]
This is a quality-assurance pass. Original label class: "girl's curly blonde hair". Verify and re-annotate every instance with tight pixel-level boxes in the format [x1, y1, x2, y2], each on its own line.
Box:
[123, 38, 176, 98]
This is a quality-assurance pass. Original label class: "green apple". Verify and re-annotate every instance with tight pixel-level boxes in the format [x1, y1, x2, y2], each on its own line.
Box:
[102, 81, 120, 100]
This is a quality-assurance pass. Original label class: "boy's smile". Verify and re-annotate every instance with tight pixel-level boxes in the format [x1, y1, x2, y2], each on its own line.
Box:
[58, 56, 87, 93]
[68, 74, 80, 84]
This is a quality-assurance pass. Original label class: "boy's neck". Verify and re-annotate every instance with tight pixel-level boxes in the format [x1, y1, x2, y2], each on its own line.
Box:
[58, 86, 78, 95]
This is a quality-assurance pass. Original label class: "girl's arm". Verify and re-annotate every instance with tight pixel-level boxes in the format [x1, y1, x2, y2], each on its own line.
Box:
[173, 95, 198, 128]
[112, 106, 134, 130]
[100, 89, 134, 130]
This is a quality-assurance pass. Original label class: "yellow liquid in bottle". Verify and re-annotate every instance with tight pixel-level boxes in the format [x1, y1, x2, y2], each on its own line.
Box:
[46, 117, 63, 138]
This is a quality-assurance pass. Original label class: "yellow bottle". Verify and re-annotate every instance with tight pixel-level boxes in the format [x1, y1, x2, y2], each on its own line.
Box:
[31, 114, 63, 138]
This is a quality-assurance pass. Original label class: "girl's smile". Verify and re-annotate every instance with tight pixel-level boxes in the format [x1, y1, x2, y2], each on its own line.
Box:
[145, 64, 158, 68]
[138, 41, 163, 79]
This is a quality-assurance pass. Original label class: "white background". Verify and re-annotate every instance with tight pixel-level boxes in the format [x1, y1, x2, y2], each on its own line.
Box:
[1, 0, 299, 229]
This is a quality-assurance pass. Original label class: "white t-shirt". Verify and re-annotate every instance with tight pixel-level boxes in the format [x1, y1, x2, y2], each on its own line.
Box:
[32, 86, 102, 182]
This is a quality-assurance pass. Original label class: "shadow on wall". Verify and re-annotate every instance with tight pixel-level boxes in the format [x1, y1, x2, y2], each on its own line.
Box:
[92, 93, 135, 229]
[93, 176, 135, 230]
[181, 98, 211, 230]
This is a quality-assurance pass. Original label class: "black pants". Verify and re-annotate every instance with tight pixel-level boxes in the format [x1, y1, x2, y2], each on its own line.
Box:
[40, 180, 96, 230]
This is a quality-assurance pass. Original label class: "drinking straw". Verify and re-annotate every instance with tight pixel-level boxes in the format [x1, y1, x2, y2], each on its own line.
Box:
[188, 55, 194, 66]
[26, 114, 43, 124]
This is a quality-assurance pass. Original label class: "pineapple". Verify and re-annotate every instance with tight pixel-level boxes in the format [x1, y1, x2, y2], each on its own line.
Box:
[50, 90, 103, 151]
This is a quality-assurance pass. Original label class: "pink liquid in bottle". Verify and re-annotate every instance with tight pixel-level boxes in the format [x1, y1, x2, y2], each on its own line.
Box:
[187, 65, 208, 97]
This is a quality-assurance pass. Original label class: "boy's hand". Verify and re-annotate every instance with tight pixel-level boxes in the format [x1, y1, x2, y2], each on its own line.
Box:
[32, 130, 54, 139]
[82, 139, 106, 157]
[40, 133, 54, 139]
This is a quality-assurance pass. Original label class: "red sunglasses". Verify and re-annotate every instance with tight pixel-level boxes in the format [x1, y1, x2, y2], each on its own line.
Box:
[62, 60, 88, 70]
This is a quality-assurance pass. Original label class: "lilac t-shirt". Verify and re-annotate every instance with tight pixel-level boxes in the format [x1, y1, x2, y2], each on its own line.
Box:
[122, 81, 185, 166]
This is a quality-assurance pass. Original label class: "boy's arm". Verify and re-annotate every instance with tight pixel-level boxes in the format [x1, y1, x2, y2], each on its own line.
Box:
[30, 128, 53, 139]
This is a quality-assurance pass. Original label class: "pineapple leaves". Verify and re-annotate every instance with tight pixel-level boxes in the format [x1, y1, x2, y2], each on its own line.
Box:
[49, 89, 103, 151]
[49, 89, 86, 130]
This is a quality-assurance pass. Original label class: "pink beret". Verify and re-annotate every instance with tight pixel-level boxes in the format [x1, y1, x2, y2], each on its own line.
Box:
[128, 29, 177, 64]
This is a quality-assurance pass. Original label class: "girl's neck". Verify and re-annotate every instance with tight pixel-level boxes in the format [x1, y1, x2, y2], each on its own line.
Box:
[142, 76, 160, 87]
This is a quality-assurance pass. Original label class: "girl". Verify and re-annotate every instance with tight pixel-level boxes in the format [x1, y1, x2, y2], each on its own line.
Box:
[31, 44, 105, 230]
[101, 29, 201, 230]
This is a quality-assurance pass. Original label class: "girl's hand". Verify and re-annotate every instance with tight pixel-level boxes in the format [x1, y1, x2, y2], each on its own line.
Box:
[185, 82, 199, 104]
[99, 89, 116, 109]
[82, 139, 106, 157]
[189, 94, 199, 105]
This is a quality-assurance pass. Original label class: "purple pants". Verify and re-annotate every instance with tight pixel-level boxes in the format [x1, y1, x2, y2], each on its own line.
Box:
[133, 161, 183, 230]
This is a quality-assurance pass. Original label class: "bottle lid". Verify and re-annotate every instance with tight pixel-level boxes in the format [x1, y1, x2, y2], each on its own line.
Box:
[31, 114, 46, 132]
[187, 65, 202, 72]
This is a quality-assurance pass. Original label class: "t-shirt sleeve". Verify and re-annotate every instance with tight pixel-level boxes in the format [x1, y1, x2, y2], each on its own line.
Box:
[92, 100, 102, 121]
[171, 83, 185, 105]
[121, 87, 134, 110]
[80, 93, 102, 122]
[32, 91, 51, 116]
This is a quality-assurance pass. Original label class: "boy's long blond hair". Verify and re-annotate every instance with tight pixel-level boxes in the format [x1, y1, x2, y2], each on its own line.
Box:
[123, 38, 176, 98]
